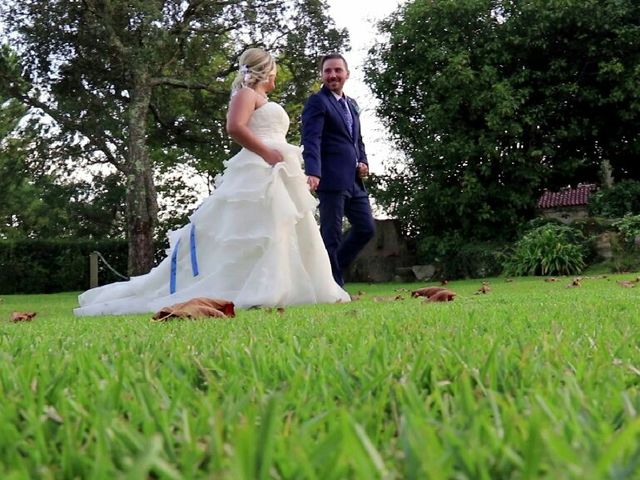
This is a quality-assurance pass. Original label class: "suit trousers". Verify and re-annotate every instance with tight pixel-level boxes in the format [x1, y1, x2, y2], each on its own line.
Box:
[317, 181, 376, 286]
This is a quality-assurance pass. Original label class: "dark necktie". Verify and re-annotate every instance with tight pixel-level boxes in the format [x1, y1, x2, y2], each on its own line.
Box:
[338, 97, 353, 136]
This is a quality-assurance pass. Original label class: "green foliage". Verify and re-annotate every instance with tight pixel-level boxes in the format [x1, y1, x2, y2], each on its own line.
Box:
[605, 234, 640, 273]
[612, 215, 640, 247]
[0, 0, 348, 181]
[589, 180, 640, 218]
[0, 239, 128, 294]
[418, 235, 505, 279]
[366, 0, 640, 246]
[503, 223, 588, 276]
[2, 277, 640, 478]
[0, 0, 348, 272]
[0, 94, 126, 239]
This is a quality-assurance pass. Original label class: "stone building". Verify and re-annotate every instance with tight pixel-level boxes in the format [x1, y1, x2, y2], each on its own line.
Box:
[537, 183, 617, 260]
[537, 183, 597, 223]
[346, 219, 419, 282]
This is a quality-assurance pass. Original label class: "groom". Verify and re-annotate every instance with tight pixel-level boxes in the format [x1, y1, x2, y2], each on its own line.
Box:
[301, 53, 375, 286]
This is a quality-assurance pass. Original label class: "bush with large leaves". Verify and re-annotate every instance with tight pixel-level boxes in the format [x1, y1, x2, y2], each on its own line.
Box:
[503, 224, 588, 276]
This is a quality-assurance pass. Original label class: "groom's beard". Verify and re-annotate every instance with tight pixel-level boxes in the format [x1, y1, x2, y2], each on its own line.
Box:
[325, 79, 344, 93]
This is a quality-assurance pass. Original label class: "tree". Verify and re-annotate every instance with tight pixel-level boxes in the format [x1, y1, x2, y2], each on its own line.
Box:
[1, 0, 347, 275]
[365, 0, 640, 255]
[0, 90, 127, 240]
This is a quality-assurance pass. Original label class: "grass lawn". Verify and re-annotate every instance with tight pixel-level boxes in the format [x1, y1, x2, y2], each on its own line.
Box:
[1, 274, 640, 479]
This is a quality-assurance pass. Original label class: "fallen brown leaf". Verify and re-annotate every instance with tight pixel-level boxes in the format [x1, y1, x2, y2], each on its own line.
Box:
[11, 311, 36, 322]
[544, 277, 558, 283]
[424, 289, 456, 302]
[152, 297, 235, 321]
[566, 277, 582, 288]
[412, 286, 448, 298]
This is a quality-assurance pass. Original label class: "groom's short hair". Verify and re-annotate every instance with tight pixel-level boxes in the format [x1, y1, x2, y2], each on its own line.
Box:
[319, 53, 349, 72]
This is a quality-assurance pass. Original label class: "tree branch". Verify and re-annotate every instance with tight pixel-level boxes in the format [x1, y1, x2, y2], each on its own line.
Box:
[82, 0, 130, 60]
[148, 101, 226, 145]
[17, 91, 124, 170]
[149, 77, 227, 93]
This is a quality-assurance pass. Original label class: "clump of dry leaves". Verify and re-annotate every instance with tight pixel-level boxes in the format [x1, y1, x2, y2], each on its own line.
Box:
[566, 277, 582, 288]
[425, 289, 456, 302]
[412, 286, 447, 298]
[152, 297, 235, 322]
[617, 277, 640, 288]
[349, 290, 366, 301]
[11, 311, 37, 322]
[411, 286, 456, 303]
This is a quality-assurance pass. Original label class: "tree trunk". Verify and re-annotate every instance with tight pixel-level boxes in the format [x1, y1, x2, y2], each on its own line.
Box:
[125, 72, 158, 276]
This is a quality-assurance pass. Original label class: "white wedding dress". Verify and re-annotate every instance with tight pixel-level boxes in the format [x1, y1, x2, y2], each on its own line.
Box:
[74, 102, 350, 316]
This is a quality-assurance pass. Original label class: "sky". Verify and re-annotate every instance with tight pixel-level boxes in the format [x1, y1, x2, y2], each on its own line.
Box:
[325, 0, 406, 174]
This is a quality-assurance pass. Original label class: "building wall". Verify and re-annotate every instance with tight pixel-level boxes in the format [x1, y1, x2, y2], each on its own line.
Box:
[539, 206, 589, 224]
[346, 219, 416, 282]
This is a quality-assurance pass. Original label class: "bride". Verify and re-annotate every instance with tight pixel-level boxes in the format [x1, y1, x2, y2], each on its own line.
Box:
[75, 48, 350, 316]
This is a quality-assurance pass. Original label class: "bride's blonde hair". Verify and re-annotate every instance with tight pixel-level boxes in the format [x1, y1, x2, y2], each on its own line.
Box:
[231, 48, 276, 94]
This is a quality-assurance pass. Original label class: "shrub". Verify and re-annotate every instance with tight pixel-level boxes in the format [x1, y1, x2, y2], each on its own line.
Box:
[0, 239, 128, 294]
[588, 180, 640, 218]
[418, 235, 505, 280]
[612, 214, 640, 248]
[503, 224, 588, 276]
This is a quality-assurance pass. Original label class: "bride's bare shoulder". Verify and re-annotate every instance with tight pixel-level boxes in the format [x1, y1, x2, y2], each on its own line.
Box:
[231, 87, 256, 100]
[230, 87, 266, 109]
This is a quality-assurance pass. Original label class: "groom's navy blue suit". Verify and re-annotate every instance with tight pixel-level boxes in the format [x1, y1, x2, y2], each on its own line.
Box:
[302, 85, 375, 286]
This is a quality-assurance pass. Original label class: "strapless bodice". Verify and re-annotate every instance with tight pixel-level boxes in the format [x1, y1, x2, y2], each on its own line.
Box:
[248, 102, 289, 142]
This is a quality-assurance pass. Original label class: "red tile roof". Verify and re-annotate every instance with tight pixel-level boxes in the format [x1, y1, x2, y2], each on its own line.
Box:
[537, 184, 597, 209]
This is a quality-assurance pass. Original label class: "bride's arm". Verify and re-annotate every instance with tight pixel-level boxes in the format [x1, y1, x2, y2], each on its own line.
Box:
[226, 88, 283, 166]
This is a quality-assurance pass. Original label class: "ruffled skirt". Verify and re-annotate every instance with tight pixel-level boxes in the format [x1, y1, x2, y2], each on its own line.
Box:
[74, 141, 350, 316]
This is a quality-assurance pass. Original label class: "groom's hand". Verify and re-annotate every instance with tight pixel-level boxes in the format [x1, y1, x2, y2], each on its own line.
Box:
[357, 162, 369, 178]
[307, 175, 320, 192]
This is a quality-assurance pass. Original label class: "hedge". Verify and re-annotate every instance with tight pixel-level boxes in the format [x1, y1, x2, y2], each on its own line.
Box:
[0, 239, 129, 294]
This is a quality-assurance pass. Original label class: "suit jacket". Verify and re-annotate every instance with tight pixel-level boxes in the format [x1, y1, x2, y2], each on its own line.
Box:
[301, 85, 368, 191]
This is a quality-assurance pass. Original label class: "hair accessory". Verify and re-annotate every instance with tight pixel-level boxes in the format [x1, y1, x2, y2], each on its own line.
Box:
[239, 64, 251, 83]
